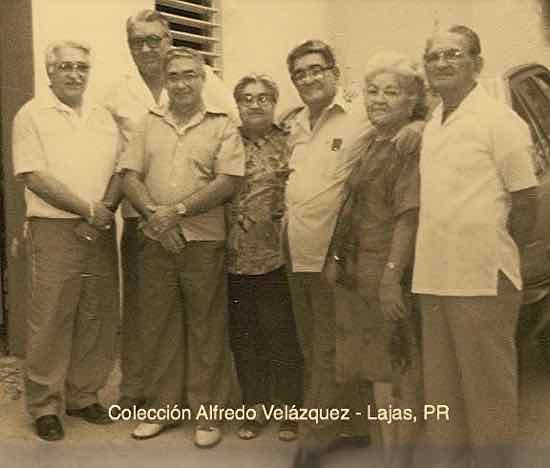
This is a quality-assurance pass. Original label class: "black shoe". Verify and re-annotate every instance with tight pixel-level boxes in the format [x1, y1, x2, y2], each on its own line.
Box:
[327, 433, 371, 453]
[292, 447, 321, 468]
[35, 415, 64, 441]
[66, 403, 113, 425]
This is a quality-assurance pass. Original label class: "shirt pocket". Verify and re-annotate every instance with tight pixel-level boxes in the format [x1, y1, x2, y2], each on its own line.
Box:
[323, 137, 350, 180]
[185, 137, 217, 180]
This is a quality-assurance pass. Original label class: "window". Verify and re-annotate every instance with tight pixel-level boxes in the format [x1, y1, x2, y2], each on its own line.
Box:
[155, 0, 222, 74]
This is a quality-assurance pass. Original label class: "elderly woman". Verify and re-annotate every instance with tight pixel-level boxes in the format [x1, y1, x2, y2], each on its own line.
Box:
[227, 74, 303, 442]
[327, 51, 426, 467]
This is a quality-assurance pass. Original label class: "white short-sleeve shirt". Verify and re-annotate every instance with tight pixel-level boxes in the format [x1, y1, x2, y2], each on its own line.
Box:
[412, 84, 538, 296]
[283, 91, 370, 273]
[12, 91, 121, 219]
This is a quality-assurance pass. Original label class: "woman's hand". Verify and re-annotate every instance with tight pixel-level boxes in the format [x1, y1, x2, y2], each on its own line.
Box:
[379, 276, 406, 321]
[323, 256, 344, 287]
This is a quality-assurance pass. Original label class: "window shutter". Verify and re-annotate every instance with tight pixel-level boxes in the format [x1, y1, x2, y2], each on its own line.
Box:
[155, 0, 222, 75]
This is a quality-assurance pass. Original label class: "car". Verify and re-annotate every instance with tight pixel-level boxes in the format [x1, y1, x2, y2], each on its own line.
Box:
[480, 63, 550, 362]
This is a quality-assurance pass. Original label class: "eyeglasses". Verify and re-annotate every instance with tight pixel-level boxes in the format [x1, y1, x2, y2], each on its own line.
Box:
[166, 72, 201, 84]
[291, 65, 333, 84]
[423, 48, 467, 65]
[237, 94, 274, 107]
[55, 62, 91, 73]
[364, 86, 404, 99]
[129, 34, 165, 50]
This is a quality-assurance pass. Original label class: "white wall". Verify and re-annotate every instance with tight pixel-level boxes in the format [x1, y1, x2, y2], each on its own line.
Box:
[32, 0, 550, 109]
[32, 0, 154, 101]
[471, 0, 550, 74]
[329, 0, 473, 93]
[221, 0, 332, 113]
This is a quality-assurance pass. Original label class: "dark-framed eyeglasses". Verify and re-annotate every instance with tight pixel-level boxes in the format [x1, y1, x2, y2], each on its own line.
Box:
[166, 71, 201, 84]
[237, 94, 274, 107]
[55, 61, 91, 73]
[423, 48, 467, 65]
[291, 65, 333, 84]
[129, 34, 166, 50]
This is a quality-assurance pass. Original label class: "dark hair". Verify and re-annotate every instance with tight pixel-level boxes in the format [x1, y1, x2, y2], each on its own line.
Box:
[447, 24, 481, 56]
[233, 74, 279, 103]
[286, 40, 336, 74]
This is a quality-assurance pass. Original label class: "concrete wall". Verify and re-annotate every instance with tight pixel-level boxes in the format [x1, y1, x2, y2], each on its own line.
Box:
[222, 1, 550, 103]
[221, 0, 332, 112]
[328, 0, 473, 92]
[471, 0, 550, 75]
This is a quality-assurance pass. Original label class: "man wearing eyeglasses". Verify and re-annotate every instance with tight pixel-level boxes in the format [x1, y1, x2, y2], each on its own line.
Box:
[103, 9, 238, 414]
[102, 9, 171, 415]
[118, 47, 244, 447]
[413, 25, 538, 468]
[12, 40, 122, 441]
[281, 40, 380, 468]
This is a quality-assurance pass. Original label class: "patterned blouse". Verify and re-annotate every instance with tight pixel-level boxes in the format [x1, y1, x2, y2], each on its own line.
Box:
[226, 125, 291, 275]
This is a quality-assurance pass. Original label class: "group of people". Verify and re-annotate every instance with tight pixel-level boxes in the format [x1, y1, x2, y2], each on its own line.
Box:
[12, 8, 538, 468]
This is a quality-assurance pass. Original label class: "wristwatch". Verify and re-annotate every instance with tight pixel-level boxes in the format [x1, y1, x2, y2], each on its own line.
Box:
[175, 202, 187, 216]
[385, 262, 398, 271]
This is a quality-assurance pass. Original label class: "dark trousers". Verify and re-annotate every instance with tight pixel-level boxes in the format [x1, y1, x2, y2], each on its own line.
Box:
[138, 238, 232, 423]
[119, 218, 143, 399]
[228, 266, 303, 408]
[288, 271, 372, 444]
[25, 218, 118, 419]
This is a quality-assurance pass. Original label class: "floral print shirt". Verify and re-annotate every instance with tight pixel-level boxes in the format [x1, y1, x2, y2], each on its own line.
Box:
[226, 125, 291, 275]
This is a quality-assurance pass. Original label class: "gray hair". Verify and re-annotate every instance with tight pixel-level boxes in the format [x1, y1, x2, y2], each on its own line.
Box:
[126, 9, 171, 39]
[233, 74, 279, 103]
[364, 51, 428, 120]
[45, 40, 92, 73]
[425, 24, 481, 57]
[163, 47, 205, 77]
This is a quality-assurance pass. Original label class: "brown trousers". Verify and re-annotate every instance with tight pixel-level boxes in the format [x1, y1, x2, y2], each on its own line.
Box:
[137, 238, 233, 423]
[25, 218, 118, 419]
[419, 272, 521, 468]
[288, 271, 372, 444]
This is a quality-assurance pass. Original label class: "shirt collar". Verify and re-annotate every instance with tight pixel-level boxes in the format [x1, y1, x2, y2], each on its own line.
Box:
[434, 82, 488, 126]
[239, 123, 286, 142]
[150, 100, 227, 131]
[39, 87, 98, 117]
[294, 87, 352, 131]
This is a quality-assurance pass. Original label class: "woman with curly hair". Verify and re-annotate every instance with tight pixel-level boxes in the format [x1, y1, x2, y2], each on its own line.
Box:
[326, 51, 427, 467]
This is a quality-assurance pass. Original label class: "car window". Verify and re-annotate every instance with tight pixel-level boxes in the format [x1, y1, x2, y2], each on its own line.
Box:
[514, 77, 550, 135]
[511, 75, 550, 175]
[533, 72, 550, 101]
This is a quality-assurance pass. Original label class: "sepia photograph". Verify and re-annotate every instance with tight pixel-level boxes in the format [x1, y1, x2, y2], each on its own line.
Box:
[1, 0, 550, 467]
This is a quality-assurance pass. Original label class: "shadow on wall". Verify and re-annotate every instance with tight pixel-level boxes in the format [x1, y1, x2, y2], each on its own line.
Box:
[540, 0, 550, 43]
